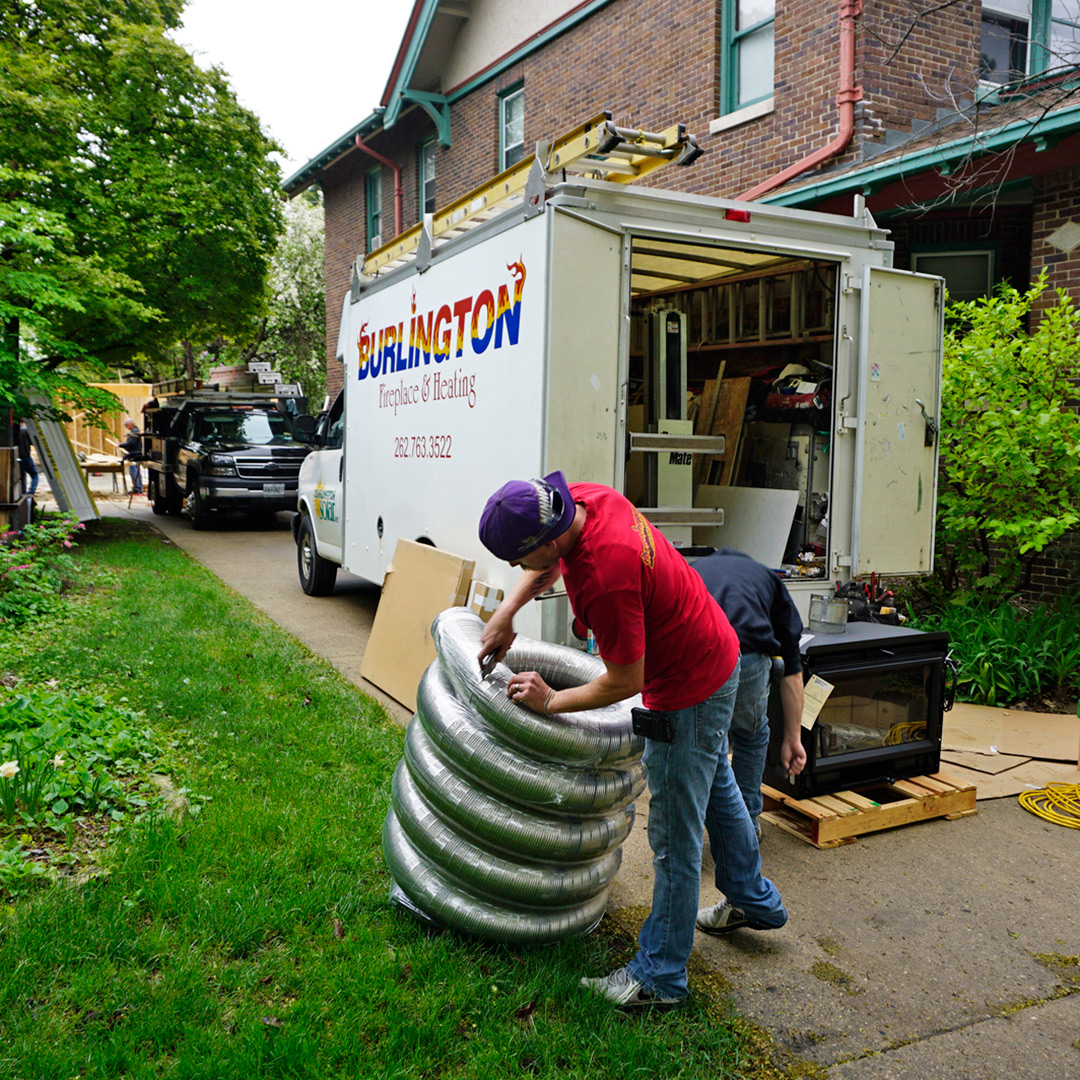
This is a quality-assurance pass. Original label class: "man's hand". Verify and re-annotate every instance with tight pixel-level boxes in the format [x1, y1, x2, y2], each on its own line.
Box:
[506, 670, 552, 713]
[478, 608, 516, 671]
[780, 734, 807, 775]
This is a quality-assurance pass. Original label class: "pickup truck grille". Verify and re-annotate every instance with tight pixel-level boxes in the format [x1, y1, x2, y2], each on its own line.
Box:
[235, 457, 304, 483]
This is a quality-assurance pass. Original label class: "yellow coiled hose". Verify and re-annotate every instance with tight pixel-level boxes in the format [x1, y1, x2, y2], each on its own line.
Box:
[1018, 783, 1080, 828]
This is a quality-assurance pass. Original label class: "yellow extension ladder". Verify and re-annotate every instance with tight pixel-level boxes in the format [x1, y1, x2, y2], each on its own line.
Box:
[361, 111, 704, 279]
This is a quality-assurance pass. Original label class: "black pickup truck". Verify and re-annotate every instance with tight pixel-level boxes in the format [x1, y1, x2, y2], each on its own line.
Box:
[142, 392, 312, 529]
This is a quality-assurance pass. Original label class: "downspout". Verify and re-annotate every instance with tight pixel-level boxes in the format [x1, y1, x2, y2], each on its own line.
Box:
[354, 134, 403, 240]
[738, 0, 864, 201]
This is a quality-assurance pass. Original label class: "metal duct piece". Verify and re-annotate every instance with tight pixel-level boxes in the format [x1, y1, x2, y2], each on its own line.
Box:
[383, 607, 646, 944]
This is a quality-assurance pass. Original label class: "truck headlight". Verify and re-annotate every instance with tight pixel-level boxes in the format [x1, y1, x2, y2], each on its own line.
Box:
[207, 454, 237, 476]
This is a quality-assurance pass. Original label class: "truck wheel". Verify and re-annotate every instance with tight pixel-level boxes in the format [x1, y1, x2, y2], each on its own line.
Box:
[297, 515, 337, 596]
[189, 479, 210, 530]
[149, 473, 167, 516]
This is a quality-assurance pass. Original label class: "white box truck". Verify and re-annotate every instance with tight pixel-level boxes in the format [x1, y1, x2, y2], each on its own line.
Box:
[294, 169, 942, 642]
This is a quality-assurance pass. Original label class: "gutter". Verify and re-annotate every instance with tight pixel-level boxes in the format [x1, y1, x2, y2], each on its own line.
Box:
[738, 0, 863, 201]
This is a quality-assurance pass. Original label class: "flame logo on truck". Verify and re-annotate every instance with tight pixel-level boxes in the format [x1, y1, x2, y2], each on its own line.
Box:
[356, 259, 527, 380]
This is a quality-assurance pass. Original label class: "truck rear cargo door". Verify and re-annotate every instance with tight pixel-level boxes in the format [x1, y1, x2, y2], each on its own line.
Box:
[852, 267, 943, 577]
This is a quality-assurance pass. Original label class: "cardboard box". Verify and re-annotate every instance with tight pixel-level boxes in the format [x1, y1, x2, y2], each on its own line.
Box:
[360, 539, 474, 712]
[469, 581, 505, 623]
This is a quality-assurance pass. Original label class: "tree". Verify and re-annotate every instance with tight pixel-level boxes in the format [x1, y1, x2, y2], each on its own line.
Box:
[0, 0, 283, 420]
[256, 190, 327, 406]
[935, 275, 1080, 598]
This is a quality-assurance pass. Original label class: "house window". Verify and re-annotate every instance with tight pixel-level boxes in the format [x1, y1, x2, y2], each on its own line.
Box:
[499, 85, 525, 170]
[912, 250, 996, 303]
[723, 0, 775, 113]
[366, 168, 382, 251]
[419, 140, 436, 216]
[981, 1, 1080, 84]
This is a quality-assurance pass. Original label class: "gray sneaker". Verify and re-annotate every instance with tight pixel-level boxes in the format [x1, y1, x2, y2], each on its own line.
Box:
[579, 965, 683, 1011]
[696, 899, 750, 936]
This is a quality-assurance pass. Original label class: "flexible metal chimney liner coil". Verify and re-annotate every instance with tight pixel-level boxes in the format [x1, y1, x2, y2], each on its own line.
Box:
[433, 606, 642, 766]
[384, 608, 646, 944]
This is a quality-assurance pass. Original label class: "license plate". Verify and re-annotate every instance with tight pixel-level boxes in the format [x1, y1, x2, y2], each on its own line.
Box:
[264, 483, 285, 495]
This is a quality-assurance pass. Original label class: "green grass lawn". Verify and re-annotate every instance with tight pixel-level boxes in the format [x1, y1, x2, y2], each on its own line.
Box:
[0, 519, 776, 1080]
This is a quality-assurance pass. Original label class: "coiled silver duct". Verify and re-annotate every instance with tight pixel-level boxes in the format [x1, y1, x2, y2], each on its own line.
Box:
[383, 607, 645, 945]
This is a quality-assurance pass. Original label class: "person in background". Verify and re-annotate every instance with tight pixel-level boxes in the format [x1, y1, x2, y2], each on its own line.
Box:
[17, 419, 38, 499]
[119, 418, 144, 495]
[691, 548, 807, 845]
[476, 472, 787, 1012]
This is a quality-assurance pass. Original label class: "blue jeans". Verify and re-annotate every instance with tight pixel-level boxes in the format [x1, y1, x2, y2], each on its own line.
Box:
[20, 457, 38, 497]
[729, 652, 772, 822]
[627, 664, 786, 1000]
[128, 461, 143, 494]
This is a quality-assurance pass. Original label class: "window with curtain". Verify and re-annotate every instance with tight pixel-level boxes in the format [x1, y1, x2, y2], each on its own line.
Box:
[723, 0, 775, 113]
[500, 86, 524, 170]
[419, 140, 436, 216]
[366, 168, 382, 250]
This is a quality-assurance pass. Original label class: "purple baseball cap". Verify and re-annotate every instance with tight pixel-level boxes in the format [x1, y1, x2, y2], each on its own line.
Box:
[479, 470, 576, 562]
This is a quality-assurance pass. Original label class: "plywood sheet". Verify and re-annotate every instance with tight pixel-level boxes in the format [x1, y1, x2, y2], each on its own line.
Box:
[943, 760, 1080, 801]
[693, 486, 799, 569]
[942, 702, 1080, 764]
[699, 376, 750, 487]
[360, 539, 474, 712]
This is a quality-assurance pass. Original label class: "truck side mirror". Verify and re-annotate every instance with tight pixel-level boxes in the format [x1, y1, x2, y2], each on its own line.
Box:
[292, 414, 318, 444]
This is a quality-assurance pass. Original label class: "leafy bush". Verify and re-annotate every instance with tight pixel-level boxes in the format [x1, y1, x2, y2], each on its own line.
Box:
[910, 599, 1080, 707]
[937, 276, 1080, 599]
[0, 514, 84, 627]
[0, 689, 160, 827]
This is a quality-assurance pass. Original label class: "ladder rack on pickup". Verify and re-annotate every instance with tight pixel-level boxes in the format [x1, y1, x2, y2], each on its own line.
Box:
[359, 112, 703, 280]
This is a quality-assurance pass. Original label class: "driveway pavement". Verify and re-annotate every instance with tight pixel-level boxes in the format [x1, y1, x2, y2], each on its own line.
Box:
[72, 482, 1080, 1078]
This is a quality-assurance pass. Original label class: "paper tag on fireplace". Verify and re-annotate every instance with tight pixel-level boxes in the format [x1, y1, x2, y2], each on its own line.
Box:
[801, 675, 834, 729]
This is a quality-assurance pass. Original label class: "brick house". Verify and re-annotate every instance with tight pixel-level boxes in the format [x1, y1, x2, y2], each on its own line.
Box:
[284, 0, 1080, 401]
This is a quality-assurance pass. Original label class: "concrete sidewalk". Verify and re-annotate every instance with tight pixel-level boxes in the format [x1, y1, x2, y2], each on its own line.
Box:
[60, 480, 1080, 1078]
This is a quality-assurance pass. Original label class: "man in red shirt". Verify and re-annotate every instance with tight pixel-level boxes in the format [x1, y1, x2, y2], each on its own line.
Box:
[478, 471, 787, 1010]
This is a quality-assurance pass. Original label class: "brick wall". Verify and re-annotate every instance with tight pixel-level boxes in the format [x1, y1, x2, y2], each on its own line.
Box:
[1031, 164, 1080, 317]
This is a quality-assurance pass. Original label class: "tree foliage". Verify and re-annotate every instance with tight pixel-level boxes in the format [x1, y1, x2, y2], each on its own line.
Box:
[936, 275, 1080, 598]
[0, 0, 283, 420]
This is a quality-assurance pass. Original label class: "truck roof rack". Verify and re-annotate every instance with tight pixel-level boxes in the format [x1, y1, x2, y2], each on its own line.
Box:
[360, 112, 704, 280]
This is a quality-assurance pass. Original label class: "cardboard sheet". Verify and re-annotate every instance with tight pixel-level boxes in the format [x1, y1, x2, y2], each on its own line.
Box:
[360, 539, 474, 712]
[942, 702, 1080, 764]
[940, 749, 1032, 775]
[941, 760, 1080, 801]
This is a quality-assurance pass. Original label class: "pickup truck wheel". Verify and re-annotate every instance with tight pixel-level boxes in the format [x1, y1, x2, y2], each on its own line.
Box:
[149, 473, 167, 516]
[298, 515, 337, 596]
[189, 479, 210, 530]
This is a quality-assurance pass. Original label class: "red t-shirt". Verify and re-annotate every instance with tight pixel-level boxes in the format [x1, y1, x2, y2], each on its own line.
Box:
[560, 484, 739, 711]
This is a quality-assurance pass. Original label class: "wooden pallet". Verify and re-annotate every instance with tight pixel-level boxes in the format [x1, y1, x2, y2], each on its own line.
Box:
[760, 772, 977, 849]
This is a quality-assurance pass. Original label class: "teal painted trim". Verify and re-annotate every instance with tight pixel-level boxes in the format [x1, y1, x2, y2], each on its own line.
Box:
[446, 0, 617, 102]
[400, 90, 452, 147]
[757, 100, 1080, 207]
[383, 0, 442, 128]
[282, 110, 384, 193]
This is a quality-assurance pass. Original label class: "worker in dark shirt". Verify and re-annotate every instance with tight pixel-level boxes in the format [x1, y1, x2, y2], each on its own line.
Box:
[692, 548, 807, 836]
[17, 419, 38, 498]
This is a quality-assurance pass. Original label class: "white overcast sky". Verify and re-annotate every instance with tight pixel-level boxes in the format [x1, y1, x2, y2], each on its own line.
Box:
[171, 0, 415, 180]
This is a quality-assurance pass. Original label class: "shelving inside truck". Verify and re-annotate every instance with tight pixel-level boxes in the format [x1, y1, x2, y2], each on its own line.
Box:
[624, 235, 839, 576]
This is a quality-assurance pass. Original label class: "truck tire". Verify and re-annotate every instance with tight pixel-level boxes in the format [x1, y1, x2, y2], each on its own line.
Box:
[297, 515, 337, 596]
[149, 472, 167, 516]
[189, 478, 210, 530]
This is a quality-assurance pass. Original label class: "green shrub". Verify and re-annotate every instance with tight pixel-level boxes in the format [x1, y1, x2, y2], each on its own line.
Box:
[910, 598, 1080, 706]
[937, 275, 1080, 599]
[0, 513, 84, 626]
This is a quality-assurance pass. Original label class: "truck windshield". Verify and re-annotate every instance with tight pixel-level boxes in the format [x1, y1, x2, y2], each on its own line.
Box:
[193, 410, 295, 446]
